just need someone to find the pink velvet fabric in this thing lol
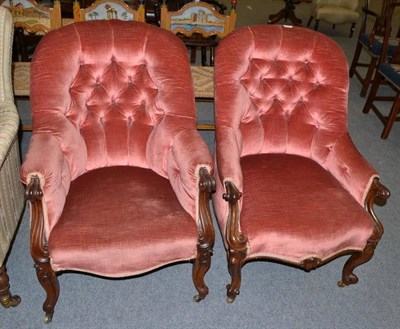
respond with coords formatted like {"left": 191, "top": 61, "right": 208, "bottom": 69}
{"left": 239, "top": 154, "right": 374, "bottom": 262}
{"left": 20, "top": 20, "right": 213, "bottom": 276}
{"left": 49, "top": 167, "right": 198, "bottom": 277}
{"left": 213, "top": 25, "right": 378, "bottom": 260}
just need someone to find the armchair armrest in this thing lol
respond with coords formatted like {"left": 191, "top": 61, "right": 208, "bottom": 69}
{"left": 21, "top": 133, "right": 74, "bottom": 235}
{"left": 215, "top": 125, "right": 243, "bottom": 192}
{"left": 166, "top": 128, "right": 214, "bottom": 220}
{"left": 324, "top": 133, "right": 382, "bottom": 206}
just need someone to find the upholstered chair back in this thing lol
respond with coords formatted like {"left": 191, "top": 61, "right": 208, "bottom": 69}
{"left": 30, "top": 20, "right": 196, "bottom": 176}
{"left": 215, "top": 25, "right": 369, "bottom": 204}
{"left": 27, "top": 20, "right": 203, "bottom": 233}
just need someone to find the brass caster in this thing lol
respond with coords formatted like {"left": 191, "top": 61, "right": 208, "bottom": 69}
{"left": 337, "top": 280, "right": 346, "bottom": 288}
{"left": 226, "top": 296, "right": 235, "bottom": 304}
{"left": 0, "top": 295, "right": 21, "bottom": 308}
{"left": 44, "top": 313, "right": 53, "bottom": 324}
{"left": 193, "top": 294, "right": 204, "bottom": 303}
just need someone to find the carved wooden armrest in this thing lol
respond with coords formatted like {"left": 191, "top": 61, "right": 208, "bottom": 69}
{"left": 197, "top": 167, "right": 215, "bottom": 250}
{"left": 365, "top": 177, "right": 390, "bottom": 242}
{"left": 223, "top": 181, "right": 247, "bottom": 251}
{"left": 25, "top": 176, "right": 48, "bottom": 260}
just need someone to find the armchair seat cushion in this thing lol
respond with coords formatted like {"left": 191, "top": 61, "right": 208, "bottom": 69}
{"left": 240, "top": 154, "right": 374, "bottom": 264}
{"left": 48, "top": 166, "right": 198, "bottom": 277}
{"left": 316, "top": 6, "right": 359, "bottom": 24}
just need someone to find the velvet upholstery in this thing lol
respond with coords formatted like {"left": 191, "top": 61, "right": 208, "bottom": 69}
{"left": 213, "top": 25, "right": 388, "bottom": 302}
{"left": 20, "top": 20, "right": 215, "bottom": 322}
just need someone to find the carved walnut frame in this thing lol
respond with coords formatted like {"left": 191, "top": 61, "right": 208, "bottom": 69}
{"left": 25, "top": 167, "right": 215, "bottom": 323}
{"left": 222, "top": 177, "right": 389, "bottom": 303}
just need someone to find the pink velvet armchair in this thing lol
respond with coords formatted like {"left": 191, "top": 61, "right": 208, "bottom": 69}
{"left": 21, "top": 20, "right": 215, "bottom": 322}
{"left": 213, "top": 25, "right": 390, "bottom": 303}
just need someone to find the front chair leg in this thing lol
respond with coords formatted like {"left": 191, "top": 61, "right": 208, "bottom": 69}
{"left": 338, "top": 244, "right": 375, "bottom": 287}
{"left": 26, "top": 176, "right": 60, "bottom": 323}
{"left": 193, "top": 248, "right": 213, "bottom": 302}
{"left": 34, "top": 260, "right": 60, "bottom": 323}
{"left": 338, "top": 178, "right": 389, "bottom": 287}
{"left": 306, "top": 16, "right": 313, "bottom": 27}
{"left": 226, "top": 249, "right": 246, "bottom": 303}
{"left": 349, "top": 23, "right": 356, "bottom": 38}
{"left": 223, "top": 181, "right": 247, "bottom": 303}
{"left": 0, "top": 265, "right": 21, "bottom": 308}
{"left": 314, "top": 19, "right": 319, "bottom": 31}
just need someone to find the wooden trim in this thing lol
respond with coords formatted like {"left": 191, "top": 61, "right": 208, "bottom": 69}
{"left": 26, "top": 176, "right": 59, "bottom": 323}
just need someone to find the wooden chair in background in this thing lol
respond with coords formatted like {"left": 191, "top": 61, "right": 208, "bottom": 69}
{"left": 349, "top": 0, "right": 400, "bottom": 97}
{"left": 73, "top": 0, "right": 145, "bottom": 22}
{"left": 362, "top": 1, "right": 400, "bottom": 139}
{"left": 0, "top": 0, "right": 62, "bottom": 62}
{"left": 1, "top": 0, "right": 62, "bottom": 131}
{"left": 160, "top": 0, "right": 237, "bottom": 66}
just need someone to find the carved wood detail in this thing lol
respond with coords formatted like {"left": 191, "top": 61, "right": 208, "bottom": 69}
{"left": 26, "top": 176, "right": 60, "bottom": 323}
{"left": 338, "top": 178, "right": 389, "bottom": 287}
{"left": 223, "top": 181, "right": 247, "bottom": 303}
{"left": 0, "top": 265, "right": 21, "bottom": 308}
{"left": 193, "top": 167, "right": 215, "bottom": 302}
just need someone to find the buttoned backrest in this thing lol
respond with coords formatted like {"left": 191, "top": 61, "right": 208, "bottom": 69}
{"left": 215, "top": 25, "right": 349, "bottom": 163}
{"left": 30, "top": 20, "right": 197, "bottom": 178}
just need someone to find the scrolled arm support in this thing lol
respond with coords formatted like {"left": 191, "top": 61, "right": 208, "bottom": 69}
{"left": 365, "top": 177, "right": 389, "bottom": 242}
{"left": 25, "top": 175, "right": 59, "bottom": 323}
{"left": 193, "top": 167, "right": 215, "bottom": 302}
{"left": 197, "top": 167, "right": 216, "bottom": 250}
{"left": 223, "top": 181, "right": 247, "bottom": 252}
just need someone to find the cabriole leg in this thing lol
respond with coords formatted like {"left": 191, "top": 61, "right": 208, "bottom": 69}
{"left": 226, "top": 249, "right": 246, "bottom": 303}
{"left": 338, "top": 241, "right": 377, "bottom": 287}
{"left": 34, "top": 261, "right": 60, "bottom": 323}
{"left": 193, "top": 248, "right": 213, "bottom": 302}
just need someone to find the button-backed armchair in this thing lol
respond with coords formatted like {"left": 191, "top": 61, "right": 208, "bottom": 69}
{"left": 213, "top": 25, "right": 390, "bottom": 303}
{"left": 306, "top": 0, "right": 360, "bottom": 38}
{"left": 0, "top": 6, "right": 25, "bottom": 309}
{"left": 21, "top": 20, "right": 215, "bottom": 323}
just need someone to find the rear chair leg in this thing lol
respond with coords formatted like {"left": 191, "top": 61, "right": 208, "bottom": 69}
{"left": 0, "top": 265, "right": 20, "bottom": 308}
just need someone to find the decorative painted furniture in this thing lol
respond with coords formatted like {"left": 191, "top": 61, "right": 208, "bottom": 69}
{"left": 160, "top": 0, "right": 237, "bottom": 66}
{"left": 362, "top": 2, "right": 400, "bottom": 139}
{"left": 268, "top": 0, "right": 312, "bottom": 26}
{"left": 349, "top": 0, "right": 400, "bottom": 97}
{"left": 306, "top": 0, "right": 360, "bottom": 38}
{"left": 73, "top": 0, "right": 145, "bottom": 21}
{"left": 213, "top": 25, "right": 390, "bottom": 303}
{"left": 0, "top": 6, "right": 25, "bottom": 309}
{"left": 0, "top": 0, "right": 62, "bottom": 61}
{"left": 21, "top": 20, "right": 215, "bottom": 323}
